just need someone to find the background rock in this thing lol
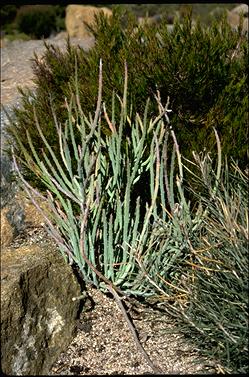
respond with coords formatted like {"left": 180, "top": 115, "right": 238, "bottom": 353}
{"left": 227, "top": 3, "right": 248, "bottom": 34}
{"left": 138, "top": 14, "right": 162, "bottom": 26}
{"left": 1, "top": 243, "right": 82, "bottom": 375}
{"left": 65, "top": 4, "right": 112, "bottom": 38}
{"left": 230, "top": 4, "right": 248, "bottom": 16}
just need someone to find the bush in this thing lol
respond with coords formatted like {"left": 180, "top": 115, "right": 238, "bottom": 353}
{"left": 12, "top": 65, "right": 248, "bottom": 373}
{"left": 200, "top": 75, "right": 248, "bottom": 164}
{"left": 150, "top": 156, "right": 249, "bottom": 374}
{"left": 0, "top": 5, "right": 19, "bottom": 27}
{"left": 15, "top": 5, "right": 57, "bottom": 39}
{"left": 1, "top": 5, "right": 66, "bottom": 38}
{"left": 0, "top": 5, "right": 20, "bottom": 37}
{"left": 4, "top": 7, "right": 248, "bottom": 193}
{"left": 12, "top": 64, "right": 169, "bottom": 289}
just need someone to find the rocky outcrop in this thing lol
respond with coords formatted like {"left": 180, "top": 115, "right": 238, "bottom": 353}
{"left": 1, "top": 243, "right": 82, "bottom": 375}
{"left": 65, "top": 4, "right": 112, "bottom": 38}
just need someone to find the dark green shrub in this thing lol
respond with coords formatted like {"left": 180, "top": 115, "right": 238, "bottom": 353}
{"left": 15, "top": 5, "right": 57, "bottom": 39}
{"left": 4, "top": 7, "right": 248, "bottom": 192}
{"left": 53, "top": 5, "right": 66, "bottom": 32}
{"left": 0, "top": 5, "right": 19, "bottom": 26}
{"left": 196, "top": 75, "right": 248, "bottom": 164}
{"left": 0, "top": 5, "right": 20, "bottom": 36}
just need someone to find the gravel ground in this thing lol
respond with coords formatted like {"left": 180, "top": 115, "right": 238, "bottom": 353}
{"left": 1, "top": 32, "right": 95, "bottom": 107}
{"left": 49, "top": 284, "right": 216, "bottom": 375}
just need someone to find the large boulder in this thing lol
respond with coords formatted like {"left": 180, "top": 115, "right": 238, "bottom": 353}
{"left": 230, "top": 4, "right": 248, "bottom": 16}
{"left": 227, "top": 4, "right": 248, "bottom": 34}
{"left": 65, "top": 4, "right": 112, "bottom": 38}
{"left": 1, "top": 243, "right": 82, "bottom": 375}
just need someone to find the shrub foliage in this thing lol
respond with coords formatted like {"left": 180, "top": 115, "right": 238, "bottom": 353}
{"left": 15, "top": 5, "right": 58, "bottom": 39}
{"left": 5, "top": 7, "right": 248, "bottom": 191}
{"left": 4, "top": 5, "right": 248, "bottom": 374}
{"left": 12, "top": 64, "right": 248, "bottom": 373}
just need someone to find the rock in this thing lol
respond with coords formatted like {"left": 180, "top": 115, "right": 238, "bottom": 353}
{"left": 138, "top": 14, "right": 162, "bottom": 26}
{"left": 0, "top": 155, "right": 25, "bottom": 247}
{"left": 230, "top": 4, "right": 248, "bottom": 16}
{"left": 1, "top": 207, "right": 15, "bottom": 247}
{"left": 209, "top": 6, "right": 227, "bottom": 20}
{"left": 0, "top": 152, "right": 51, "bottom": 247}
{"left": 0, "top": 155, "right": 16, "bottom": 209}
{"left": 227, "top": 4, "right": 248, "bottom": 34}
{"left": 50, "top": 30, "right": 69, "bottom": 41}
{"left": 0, "top": 189, "right": 50, "bottom": 248}
{"left": 1, "top": 243, "right": 82, "bottom": 375}
{"left": 65, "top": 4, "right": 112, "bottom": 38}
{"left": 15, "top": 190, "right": 48, "bottom": 228}
{"left": 242, "top": 17, "right": 249, "bottom": 33}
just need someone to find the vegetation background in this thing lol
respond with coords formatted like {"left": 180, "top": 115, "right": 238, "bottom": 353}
{"left": 1, "top": 3, "right": 248, "bottom": 375}
{"left": 0, "top": 3, "right": 240, "bottom": 40}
